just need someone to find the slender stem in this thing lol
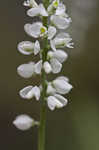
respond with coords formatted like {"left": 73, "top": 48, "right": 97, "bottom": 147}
{"left": 38, "top": 0, "right": 49, "bottom": 149}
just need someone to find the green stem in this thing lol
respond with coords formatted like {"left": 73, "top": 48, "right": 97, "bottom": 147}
{"left": 38, "top": 0, "right": 49, "bottom": 148}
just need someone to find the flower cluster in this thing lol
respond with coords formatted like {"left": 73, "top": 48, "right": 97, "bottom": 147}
{"left": 13, "top": 0, "right": 73, "bottom": 130}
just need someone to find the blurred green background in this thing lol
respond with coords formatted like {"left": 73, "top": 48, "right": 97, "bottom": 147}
{"left": 0, "top": 0, "right": 99, "bottom": 150}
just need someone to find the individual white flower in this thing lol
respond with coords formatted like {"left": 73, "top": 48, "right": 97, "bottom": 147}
{"left": 19, "top": 85, "right": 40, "bottom": 100}
{"left": 23, "top": 0, "right": 38, "bottom": 8}
{"left": 17, "top": 41, "right": 34, "bottom": 55}
{"left": 52, "top": 76, "right": 73, "bottom": 94}
{"left": 48, "top": 26, "right": 57, "bottom": 40}
{"left": 50, "top": 15, "right": 71, "bottom": 29}
{"left": 24, "top": 22, "right": 47, "bottom": 38}
{"left": 27, "top": 4, "right": 48, "bottom": 17}
{"left": 47, "top": 50, "right": 68, "bottom": 63}
{"left": 50, "top": 33, "right": 73, "bottom": 51}
{"left": 34, "top": 60, "right": 42, "bottom": 74}
{"left": 47, "top": 94, "right": 68, "bottom": 111}
{"left": 34, "top": 40, "right": 40, "bottom": 55}
{"left": 13, "top": 115, "right": 34, "bottom": 131}
{"left": 17, "top": 62, "right": 35, "bottom": 78}
{"left": 43, "top": 61, "right": 52, "bottom": 74}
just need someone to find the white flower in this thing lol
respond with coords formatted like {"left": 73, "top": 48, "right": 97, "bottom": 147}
{"left": 50, "top": 58, "right": 62, "bottom": 74}
{"left": 34, "top": 40, "right": 40, "bottom": 55}
{"left": 48, "top": 26, "right": 57, "bottom": 40}
{"left": 52, "top": 76, "right": 73, "bottom": 94}
{"left": 47, "top": 94, "right": 68, "bottom": 111}
{"left": 23, "top": 0, "right": 38, "bottom": 8}
{"left": 50, "top": 33, "right": 73, "bottom": 51}
{"left": 48, "top": 50, "right": 68, "bottom": 63}
{"left": 43, "top": 61, "right": 52, "bottom": 74}
{"left": 50, "top": 15, "right": 71, "bottom": 29}
{"left": 13, "top": 115, "right": 34, "bottom": 131}
{"left": 27, "top": 4, "right": 48, "bottom": 17}
{"left": 17, "top": 62, "right": 35, "bottom": 78}
{"left": 24, "top": 22, "right": 47, "bottom": 38}
{"left": 19, "top": 86, "right": 40, "bottom": 100}
{"left": 34, "top": 60, "right": 42, "bottom": 74}
{"left": 17, "top": 41, "right": 34, "bottom": 55}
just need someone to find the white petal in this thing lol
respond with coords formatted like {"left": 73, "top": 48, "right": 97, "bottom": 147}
{"left": 25, "top": 86, "right": 40, "bottom": 100}
{"left": 34, "top": 60, "right": 42, "bottom": 74}
{"left": 51, "top": 15, "right": 71, "bottom": 29}
{"left": 53, "top": 50, "right": 68, "bottom": 63}
{"left": 19, "top": 86, "right": 33, "bottom": 99}
{"left": 50, "top": 58, "right": 62, "bottom": 74}
{"left": 34, "top": 40, "right": 40, "bottom": 55}
{"left": 47, "top": 96, "right": 63, "bottom": 111}
{"left": 55, "top": 3, "right": 66, "bottom": 16}
{"left": 43, "top": 61, "right": 52, "bottom": 74}
{"left": 53, "top": 78, "right": 73, "bottom": 94}
{"left": 17, "top": 62, "right": 35, "bottom": 78}
{"left": 56, "top": 76, "right": 69, "bottom": 82}
{"left": 33, "top": 86, "right": 40, "bottom": 100}
{"left": 48, "top": 26, "right": 57, "bottom": 40}
{"left": 24, "top": 22, "right": 43, "bottom": 38}
{"left": 27, "top": 7, "right": 41, "bottom": 17}
{"left": 54, "top": 94, "right": 68, "bottom": 106}
{"left": 30, "top": 0, "right": 38, "bottom": 7}
{"left": 13, "top": 115, "right": 34, "bottom": 131}
{"left": 47, "top": 83, "right": 56, "bottom": 95}
{"left": 39, "top": 4, "right": 48, "bottom": 16}
{"left": 17, "top": 41, "right": 34, "bottom": 55}
{"left": 50, "top": 40, "right": 56, "bottom": 51}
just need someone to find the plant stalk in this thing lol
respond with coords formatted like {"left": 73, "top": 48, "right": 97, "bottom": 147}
{"left": 38, "top": 0, "right": 49, "bottom": 149}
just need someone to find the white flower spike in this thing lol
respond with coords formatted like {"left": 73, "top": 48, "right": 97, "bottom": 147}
{"left": 13, "top": 115, "right": 34, "bottom": 131}
{"left": 15, "top": 0, "right": 74, "bottom": 142}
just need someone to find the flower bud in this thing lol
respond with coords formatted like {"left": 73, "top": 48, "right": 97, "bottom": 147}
{"left": 13, "top": 115, "right": 34, "bottom": 131}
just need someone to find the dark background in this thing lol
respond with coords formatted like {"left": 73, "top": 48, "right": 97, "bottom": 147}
{"left": 0, "top": 0, "right": 99, "bottom": 150}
